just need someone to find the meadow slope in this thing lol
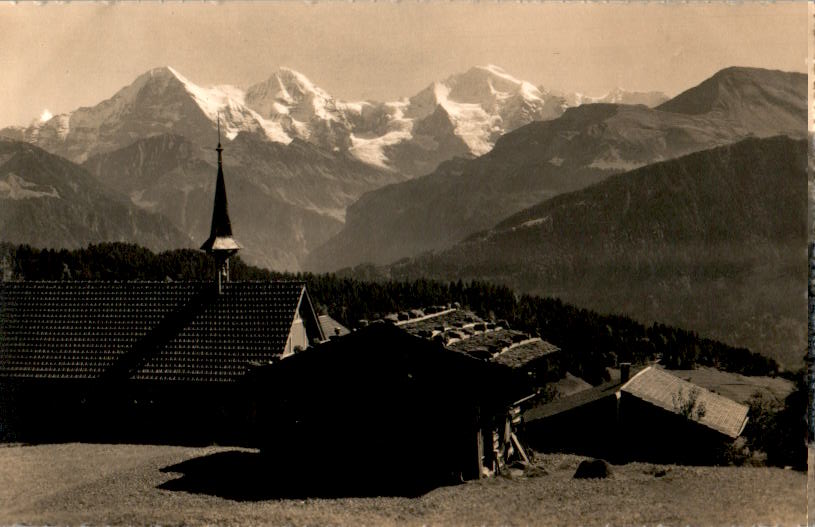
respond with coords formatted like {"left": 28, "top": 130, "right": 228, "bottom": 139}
{"left": 0, "top": 443, "right": 805, "bottom": 526}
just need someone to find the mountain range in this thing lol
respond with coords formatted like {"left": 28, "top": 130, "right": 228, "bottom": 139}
{"left": 384, "top": 136, "right": 807, "bottom": 368}
{"left": 0, "top": 139, "right": 190, "bottom": 252}
{"left": 306, "top": 67, "right": 806, "bottom": 271}
{"left": 81, "top": 132, "right": 395, "bottom": 269}
{"left": 2, "top": 64, "right": 651, "bottom": 177}
{"left": 0, "top": 63, "right": 807, "bottom": 367}
{"left": 2, "top": 64, "right": 661, "bottom": 269}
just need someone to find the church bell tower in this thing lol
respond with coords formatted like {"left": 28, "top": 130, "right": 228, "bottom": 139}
{"left": 200, "top": 117, "right": 241, "bottom": 293}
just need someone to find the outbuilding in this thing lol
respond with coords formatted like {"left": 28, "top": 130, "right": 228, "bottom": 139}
{"left": 249, "top": 322, "right": 523, "bottom": 490}
{"left": 522, "top": 366, "right": 749, "bottom": 464}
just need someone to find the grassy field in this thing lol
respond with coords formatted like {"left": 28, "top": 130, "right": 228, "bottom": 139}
{"left": 0, "top": 442, "right": 807, "bottom": 526}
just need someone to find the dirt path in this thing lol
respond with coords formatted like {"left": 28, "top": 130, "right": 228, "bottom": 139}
{"left": 0, "top": 443, "right": 806, "bottom": 526}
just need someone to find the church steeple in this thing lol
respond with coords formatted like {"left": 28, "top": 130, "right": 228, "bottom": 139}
{"left": 201, "top": 116, "right": 240, "bottom": 292}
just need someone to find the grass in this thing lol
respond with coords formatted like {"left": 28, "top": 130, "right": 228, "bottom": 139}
{"left": 0, "top": 442, "right": 806, "bottom": 526}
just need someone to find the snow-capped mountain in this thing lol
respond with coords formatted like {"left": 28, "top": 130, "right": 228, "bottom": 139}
{"left": 306, "top": 67, "right": 806, "bottom": 273}
{"left": 404, "top": 65, "right": 565, "bottom": 155}
{"left": 1, "top": 67, "right": 284, "bottom": 163}
{"left": 551, "top": 87, "right": 669, "bottom": 108}
{"left": 244, "top": 67, "right": 357, "bottom": 151}
{"left": 2, "top": 65, "right": 570, "bottom": 177}
{"left": 241, "top": 64, "right": 569, "bottom": 176}
{"left": 0, "top": 66, "right": 411, "bottom": 270}
{"left": 3, "top": 65, "right": 668, "bottom": 178}
{"left": 0, "top": 64, "right": 676, "bottom": 270}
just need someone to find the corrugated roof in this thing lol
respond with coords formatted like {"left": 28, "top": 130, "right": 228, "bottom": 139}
{"left": 621, "top": 367, "right": 749, "bottom": 438}
{"left": 0, "top": 281, "right": 306, "bottom": 383}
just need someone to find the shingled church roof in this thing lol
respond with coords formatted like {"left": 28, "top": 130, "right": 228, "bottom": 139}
{"left": 0, "top": 281, "right": 315, "bottom": 383}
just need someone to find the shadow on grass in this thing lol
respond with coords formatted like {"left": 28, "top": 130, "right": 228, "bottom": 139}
{"left": 158, "top": 450, "right": 451, "bottom": 500}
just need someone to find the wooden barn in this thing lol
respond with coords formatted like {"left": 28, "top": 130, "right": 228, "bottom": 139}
{"left": 0, "top": 130, "right": 326, "bottom": 443}
{"left": 249, "top": 322, "right": 529, "bottom": 490}
{"left": 396, "top": 307, "right": 564, "bottom": 398}
{"left": 522, "top": 366, "right": 749, "bottom": 464}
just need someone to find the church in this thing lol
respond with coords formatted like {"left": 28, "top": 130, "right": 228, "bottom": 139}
{"left": 0, "top": 127, "right": 325, "bottom": 443}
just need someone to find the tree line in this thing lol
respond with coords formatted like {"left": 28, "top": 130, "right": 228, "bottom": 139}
{"left": 0, "top": 242, "right": 782, "bottom": 382}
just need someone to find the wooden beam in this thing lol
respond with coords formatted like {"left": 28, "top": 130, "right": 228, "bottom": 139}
{"left": 510, "top": 432, "right": 530, "bottom": 465}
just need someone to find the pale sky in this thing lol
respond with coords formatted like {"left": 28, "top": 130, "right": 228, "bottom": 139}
{"left": 0, "top": 1, "right": 808, "bottom": 128}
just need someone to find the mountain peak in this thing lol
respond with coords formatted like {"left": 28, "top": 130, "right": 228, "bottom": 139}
{"left": 415, "top": 65, "right": 543, "bottom": 107}
{"left": 656, "top": 66, "right": 806, "bottom": 134}
{"left": 132, "top": 66, "right": 187, "bottom": 87}
{"left": 251, "top": 67, "right": 331, "bottom": 104}
{"left": 469, "top": 64, "right": 524, "bottom": 84}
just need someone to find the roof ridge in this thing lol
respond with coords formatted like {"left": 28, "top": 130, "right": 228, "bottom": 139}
{"left": 395, "top": 308, "right": 457, "bottom": 326}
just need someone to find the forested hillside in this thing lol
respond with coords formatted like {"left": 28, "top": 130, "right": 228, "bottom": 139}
{"left": 390, "top": 137, "right": 807, "bottom": 368}
{"left": 0, "top": 243, "right": 780, "bottom": 384}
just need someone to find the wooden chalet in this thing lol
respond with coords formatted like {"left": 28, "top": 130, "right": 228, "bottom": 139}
{"left": 0, "top": 128, "right": 325, "bottom": 443}
{"left": 522, "top": 366, "right": 750, "bottom": 464}
{"left": 396, "top": 307, "right": 564, "bottom": 397}
{"left": 249, "top": 307, "right": 552, "bottom": 487}
{"left": 250, "top": 322, "right": 527, "bottom": 490}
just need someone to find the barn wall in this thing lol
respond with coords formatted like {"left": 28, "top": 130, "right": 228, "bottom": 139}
{"left": 617, "top": 392, "right": 731, "bottom": 464}
{"left": 251, "top": 325, "right": 514, "bottom": 487}
{"left": 520, "top": 395, "right": 619, "bottom": 460}
{"left": 521, "top": 392, "right": 734, "bottom": 464}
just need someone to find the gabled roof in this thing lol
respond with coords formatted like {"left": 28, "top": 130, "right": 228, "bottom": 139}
{"left": 524, "top": 376, "right": 623, "bottom": 422}
{"left": 318, "top": 314, "right": 349, "bottom": 338}
{"left": 253, "top": 322, "right": 515, "bottom": 405}
{"left": 0, "top": 281, "right": 311, "bottom": 383}
{"left": 621, "top": 367, "right": 749, "bottom": 438}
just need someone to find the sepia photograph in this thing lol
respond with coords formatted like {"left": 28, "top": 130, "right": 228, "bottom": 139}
{"left": 0, "top": 1, "right": 810, "bottom": 525}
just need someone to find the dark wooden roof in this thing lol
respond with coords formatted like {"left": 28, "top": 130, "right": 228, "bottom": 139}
{"left": 397, "top": 308, "right": 559, "bottom": 369}
{"left": 252, "top": 322, "right": 515, "bottom": 407}
{"left": 489, "top": 339, "right": 560, "bottom": 369}
{"left": 523, "top": 377, "right": 623, "bottom": 422}
{"left": 0, "top": 281, "right": 308, "bottom": 383}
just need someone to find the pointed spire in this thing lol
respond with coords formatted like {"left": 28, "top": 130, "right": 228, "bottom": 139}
{"left": 201, "top": 114, "right": 240, "bottom": 264}
{"left": 216, "top": 114, "right": 223, "bottom": 166}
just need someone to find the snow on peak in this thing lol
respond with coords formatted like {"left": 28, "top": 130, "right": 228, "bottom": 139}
{"left": 276, "top": 67, "right": 326, "bottom": 98}
{"left": 163, "top": 66, "right": 292, "bottom": 144}
{"left": 549, "top": 86, "right": 669, "bottom": 108}
{"left": 473, "top": 64, "right": 525, "bottom": 85}
{"left": 443, "top": 65, "right": 544, "bottom": 106}
{"left": 246, "top": 67, "right": 347, "bottom": 125}
{"left": 11, "top": 64, "right": 569, "bottom": 172}
{"left": 399, "top": 65, "right": 556, "bottom": 156}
